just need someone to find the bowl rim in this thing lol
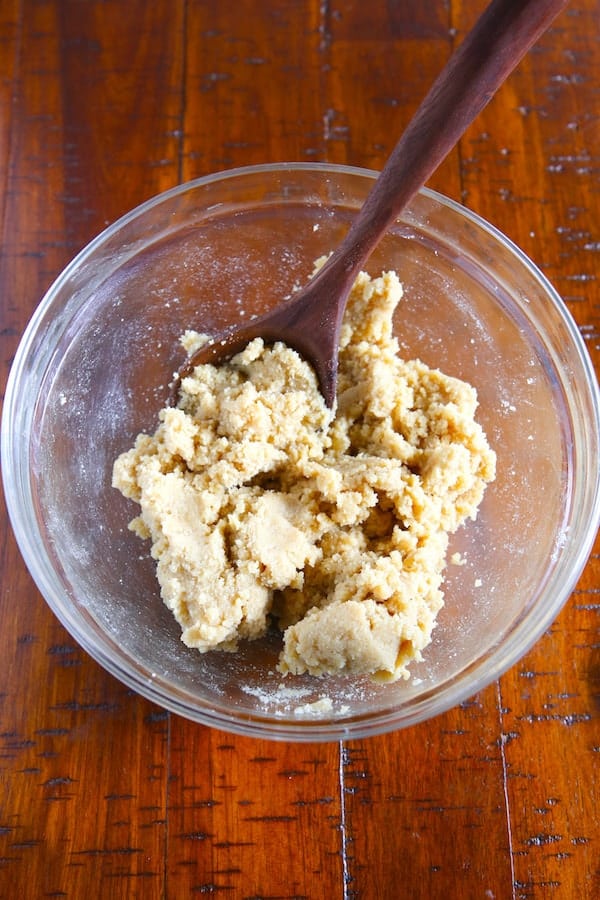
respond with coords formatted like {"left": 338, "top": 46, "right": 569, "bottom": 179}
{"left": 3, "top": 161, "right": 600, "bottom": 741}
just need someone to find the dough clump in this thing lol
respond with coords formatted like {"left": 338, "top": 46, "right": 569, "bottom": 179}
{"left": 113, "top": 268, "right": 496, "bottom": 682}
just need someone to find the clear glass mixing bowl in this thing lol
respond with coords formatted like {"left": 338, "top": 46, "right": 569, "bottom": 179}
{"left": 3, "top": 163, "right": 599, "bottom": 740}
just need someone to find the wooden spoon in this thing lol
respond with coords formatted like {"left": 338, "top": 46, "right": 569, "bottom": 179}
{"left": 171, "top": 0, "right": 569, "bottom": 408}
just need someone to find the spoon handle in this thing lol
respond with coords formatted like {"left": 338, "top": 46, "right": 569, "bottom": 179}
{"left": 330, "top": 0, "right": 570, "bottom": 274}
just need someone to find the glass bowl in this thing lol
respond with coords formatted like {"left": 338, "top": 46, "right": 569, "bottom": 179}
{"left": 3, "top": 163, "right": 599, "bottom": 741}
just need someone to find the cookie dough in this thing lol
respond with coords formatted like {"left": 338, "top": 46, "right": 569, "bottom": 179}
{"left": 113, "top": 267, "right": 496, "bottom": 682}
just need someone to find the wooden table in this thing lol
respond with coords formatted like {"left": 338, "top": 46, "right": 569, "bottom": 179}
{"left": 1, "top": 2, "right": 599, "bottom": 897}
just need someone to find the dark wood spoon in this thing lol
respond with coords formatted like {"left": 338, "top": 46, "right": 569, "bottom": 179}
{"left": 171, "top": 0, "right": 569, "bottom": 408}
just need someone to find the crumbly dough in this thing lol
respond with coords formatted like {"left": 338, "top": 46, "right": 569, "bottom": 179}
{"left": 113, "top": 267, "right": 496, "bottom": 682}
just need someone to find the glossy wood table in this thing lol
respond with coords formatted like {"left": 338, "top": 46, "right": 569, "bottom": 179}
{"left": 1, "top": 2, "right": 598, "bottom": 897}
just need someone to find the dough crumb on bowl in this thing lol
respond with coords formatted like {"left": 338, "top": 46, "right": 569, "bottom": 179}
{"left": 112, "top": 267, "right": 496, "bottom": 683}
{"left": 293, "top": 696, "right": 334, "bottom": 716}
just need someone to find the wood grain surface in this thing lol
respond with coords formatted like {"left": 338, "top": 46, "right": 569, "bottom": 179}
{"left": 1, "top": 2, "right": 598, "bottom": 898}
